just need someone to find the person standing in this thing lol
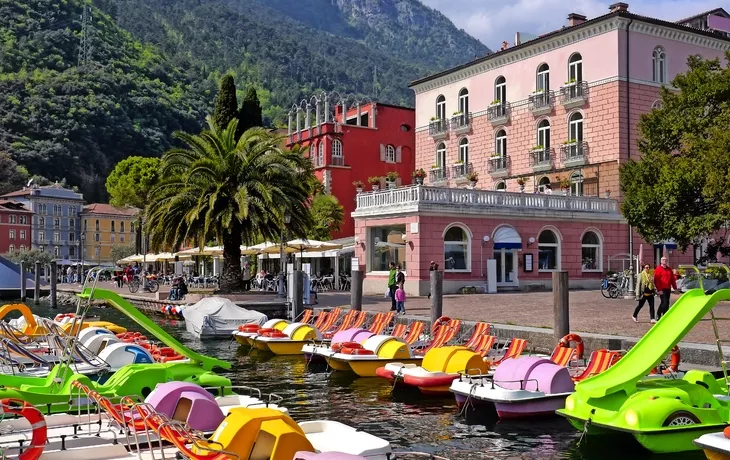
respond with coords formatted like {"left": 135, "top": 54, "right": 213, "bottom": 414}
{"left": 387, "top": 262, "right": 397, "bottom": 311}
{"left": 654, "top": 257, "right": 677, "bottom": 320}
{"left": 633, "top": 264, "right": 656, "bottom": 323}
{"left": 427, "top": 261, "right": 438, "bottom": 299}
{"left": 396, "top": 265, "right": 405, "bottom": 285}
{"left": 242, "top": 264, "right": 252, "bottom": 291}
{"left": 395, "top": 282, "right": 406, "bottom": 315}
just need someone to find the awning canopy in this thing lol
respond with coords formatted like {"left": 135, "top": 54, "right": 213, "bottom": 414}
{"left": 653, "top": 241, "right": 677, "bottom": 249}
{"left": 493, "top": 226, "right": 522, "bottom": 249}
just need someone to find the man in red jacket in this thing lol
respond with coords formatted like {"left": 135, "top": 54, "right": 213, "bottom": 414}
{"left": 654, "top": 257, "right": 677, "bottom": 320}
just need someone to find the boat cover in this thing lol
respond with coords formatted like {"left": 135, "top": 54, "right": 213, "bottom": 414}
{"left": 183, "top": 297, "right": 267, "bottom": 339}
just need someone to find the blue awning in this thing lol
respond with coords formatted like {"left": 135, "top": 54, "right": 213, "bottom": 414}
{"left": 493, "top": 226, "right": 522, "bottom": 249}
{"left": 653, "top": 243, "right": 677, "bottom": 249}
{"left": 494, "top": 242, "right": 523, "bottom": 249}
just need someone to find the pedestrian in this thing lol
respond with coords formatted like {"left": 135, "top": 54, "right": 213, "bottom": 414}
{"left": 395, "top": 282, "right": 406, "bottom": 315}
{"left": 654, "top": 256, "right": 677, "bottom": 320}
{"left": 427, "top": 261, "right": 438, "bottom": 299}
{"left": 242, "top": 264, "right": 252, "bottom": 291}
{"left": 633, "top": 264, "right": 656, "bottom": 323}
{"left": 396, "top": 265, "right": 405, "bottom": 285}
{"left": 66, "top": 266, "right": 73, "bottom": 284}
{"left": 387, "top": 261, "right": 397, "bottom": 311}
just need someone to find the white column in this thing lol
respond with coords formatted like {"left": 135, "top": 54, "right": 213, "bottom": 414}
{"left": 356, "top": 104, "right": 362, "bottom": 126}
{"left": 371, "top": 103, "right": 377, "bottom": 129}
{"left": 315, "top": 100, "right": 321, "bottom": 134}
{"left": 305, "top": 104, "right": 311, "bottom": 131}
{"left": 334, "top": 255, "right": 340, "bottom": 290}
{"left": 324, "top": 98, "right": 330, "bottom": 123}
{"left": 295, "top": 109, "right": 301, "bottom": 141}
{"left": 341, "top": 101, "right": 347, "bottom": 123}
{"left": 213, "top": 257, "right": 220, "bottom": 276}
{"left": 288, "top": 112, "right": 293, "bottom": 136}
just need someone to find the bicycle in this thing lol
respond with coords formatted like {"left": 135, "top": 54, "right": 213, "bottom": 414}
{"left": 129, "top": 275, "right": 160, "bottom": 294}
{"left": 601, "top": 270, "right": 631, "bottom": 299}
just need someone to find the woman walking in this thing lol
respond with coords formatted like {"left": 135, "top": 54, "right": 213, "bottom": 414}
{"left": 633, "top": 264, "right": 656, "bottom": 323}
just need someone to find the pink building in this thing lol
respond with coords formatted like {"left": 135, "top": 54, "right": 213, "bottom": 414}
{"left": 353, "top": 4, "right": 730, "bottom": 294}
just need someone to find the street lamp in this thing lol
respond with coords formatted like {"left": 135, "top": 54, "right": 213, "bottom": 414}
{"left": 278, "top": 212, "right": 291, "bottom": 298}
{"left": 80, "top": 232, "right": 86, "bottom": 284}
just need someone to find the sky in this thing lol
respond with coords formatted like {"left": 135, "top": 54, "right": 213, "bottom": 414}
{"left": 419, "top": 0, "right": 729, "bottom": 49}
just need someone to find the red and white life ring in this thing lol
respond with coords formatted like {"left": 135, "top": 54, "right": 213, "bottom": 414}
{"left": 431, "top": 316, "right": 451, "bottom": 335}
{"left": 0, "top": 399, "right": 46, "bottom": 460}
{"left": 332, "top": 342, "right": 362, "bottom": 353}
{"left": 558, "top": 333, "right": 585, "bottom": 360}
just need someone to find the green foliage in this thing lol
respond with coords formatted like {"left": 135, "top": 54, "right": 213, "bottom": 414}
{"left": 0, "top": 151, "right": 29, "bottom": 195}
{"left": 212, "top": 75, "right": 239, "bottom": 131}
{"left": 110, "top": 244, "right": 136, "bottom": 264}
{"left": 6, "top": 249, "right": 54, "bottom": 267}
{"left": 105, "top": 156, "right": 161, "bottom": 209}
{"left": 308, "top": 194, "right": 344, "bottom": 241}
{"left": 237, "top": 87, "right": 263, "bottom": 139}
{"left": 145, "top": 117, "right": 315, "bottom": 291}
{"left": 621, "top": 52, "right": 730, "bottom": 257}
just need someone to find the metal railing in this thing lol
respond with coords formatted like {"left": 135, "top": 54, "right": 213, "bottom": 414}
{"left": 529, "top": 91, "right": 554, "bottom": 112}
{"left": 451, "top": 113, "right": 471, "bottom": 131}
{"left": 487, "top": 102, "right": 510, "bottom": 122}
{"left": 451, "top": 162, "right": 473, "bottom": 179}
{"left": 530, "top": 147, "right": 553, "bottom": 168}
{"left": 428, "top": 118, "right": 449, "bottom": 136}
{"left": 560, "top": 141, "right": 588, "bottom": 163}
{"left": 429, "top": 167, "right": 448, "bottom": 183}
{"left": 331, "top": 155, "right": 344, "bottom": 166}
{"left": 560, "top": 81, "right": 589, "bottom": 104}
{"left": 488, "top": 155, "right": 509, "bottom": 174}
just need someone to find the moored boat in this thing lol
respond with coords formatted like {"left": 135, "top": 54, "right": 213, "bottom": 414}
{"left": 324, "top": 334, "right": 421, "bottom": 377}
{"left": 250, "top": 322, "right": 322, "bottom": 354}
{"left": 695, "top": 428, "right": 730, "bottom": 460}
{"left": 231, "top": 318, "right": 290, "bottom": 345}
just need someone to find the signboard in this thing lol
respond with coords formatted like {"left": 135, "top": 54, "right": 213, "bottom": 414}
{"left": 523, "top": 253, "right": 534, "bottom": 273}
{"left": 351, "top": 258, "right": 359, "bottom": 271}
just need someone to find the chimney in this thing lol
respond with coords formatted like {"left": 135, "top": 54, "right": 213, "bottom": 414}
{"left": 609, "top": 2, "right": 629, "bottom": 13}
{"left": 515, "top": 31, "right": 521, "bottom": 45}
{"left": 568, "top": 13, "right": 587, "bottom": 27}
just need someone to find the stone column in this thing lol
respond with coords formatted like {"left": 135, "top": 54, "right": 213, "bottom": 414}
{"left": 430, "top": 270, "right": 443, "bottom": 325}
{"left": 351, "top": 267, "right": 363, "bottom": 311}
{"left": 20, "top": 261, "right": 27, "bottom": 301}
{"left": 553, "top": 271, "right": 570, "bottom": 342}
{"left": 50, "top": 261, "right": 57, "bottom": 309}
{"left": 33, "top": 261, "right": 41, "bottom": 304}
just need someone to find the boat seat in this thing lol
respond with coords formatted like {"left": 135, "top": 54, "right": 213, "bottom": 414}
{"left": 173, "top": 391, "right": 224, "bottom": 432}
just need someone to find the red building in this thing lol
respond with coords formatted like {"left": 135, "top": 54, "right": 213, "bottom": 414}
{"left": 0, "top": 200, "right": 32, "bottom": 255}
{"left": 287, "top": 98, "right": 416, "bottom": 239}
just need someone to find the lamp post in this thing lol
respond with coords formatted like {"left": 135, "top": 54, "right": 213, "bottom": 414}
{"left": 278, "top": 212, "right": 291, "bottom": 298}
{"left": 80, "top": 232, "right": 86, "bottom": 284}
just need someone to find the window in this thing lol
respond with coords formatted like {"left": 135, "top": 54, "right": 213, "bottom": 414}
{"left": 317, "top": 142, "right": 324, "bottom": 166}
{"left": 436, "top": 143, "right": 446, "bottom": 169}
{"left": 537, "top": 119, "right": 551, "bottom": 149}
{"left": 39, "top": 231, "right": 45, "bottom": 242}
{"left": 111, "top": 233, "right": 115, "bottom": 243}
{"left": 95, "top": 247, "right": 100, "bottom": 258}
{"left": 569, "top": 112, "right": 583, "bottom": 142}
{"left": 69, "top": 246, "right": 75, "bottom": 257}
{"left": 538, "top": 229, "right": 560, "bottom": 271}
{"left": 95, "top": 220, "right": 99, "bottom": 231}
{"left": 120, "top": 234, "right": 125, "bottom": 242}
{"left": 459, "top": 138, "right": 469, "bottom": 164}
{"left": 54, "top": 246, "right": 60, "bottom": 257}
{"left": 111, "top": 221, "right": 115, "bottom": 233}
{"left": 69, "top": 218, "right": 74, "bottom": 229}
{"left": 568, "top": 53, "right": 583, "bottom": 82}
{"left": 537, "top": 63, "right": 550, "bottom": 92}
{"left": 652, "top": 100, "right": 663, "bottom": 110}
{"left": 444, "top": 226, "right": 470, "bottom": 271}
{"left": 95, "top": 233, "right": 100, "bottom": 242}
{"left": 8, "top": 245, "right": 14, "bottom": 254}
{"left": 652, "top": 47, "right": 666, "bottom": 83}
{"left": 495, "top": 129, "right": 507, "bottom": 158}
{"left": 332, "top": 139, "right": 343, "bottom": 159}
{"left": 37, "top": 204, "right": 46, "bottom": 214}
{"left": 54, "top": 205, "right": 61, "bottom": 216}
{"left": 9, "top": 229, "right": 15, "bottom": 240}
{"left": 581, "top": 231, "right": 602, "bottom": 271}
{"left": 54, "top": 218, "right": 60, "bottom": 228}
{"left": 436, "top": 95, "right": 446, "bottom": 120}
{"left": 69, "top": 206, "right": 76, "bottom": 215}
{"left": 39, "top": 245, "right": 44, "bottom": 253}
{"left": 19, "top": 245, "right": 25, "bottom": 251}
{"left": 495, "top": 181, "right": 506, "bottom": 192}
{"left": 9, "top": 215, "right": 16, "bottom": 224}
{"left": 38, "top": 217, "right": 44, "bottom": 227}
{"left": 19, "top": 230, "right": 25, "bottom": 240}
{"left": 120, "top": 221, "right": 125, "bottom": 233}
{"left": 458, "top": 88, "right": 469, "bottom": 114}
{"left": 368, "top": 225, "right": 406, "bottom": 272}
{"left": 130, "top": 223, "right": 135, "bottom": 234}
{"left": 54, "top": 232, "right": 60, "bottom": 242}
{"left": 84, "top": 220, "right": 87, "bottom": 231}
{"left": 19, "top": 215, "right": 26, "bottom": 224}
{"left": 69, "top": 232, "right": 75, "bottom": 242}
{"left": 571, "top": 171, "right": 584, "bottom": 196}
{"left": 538, "top": 176, "right": 551, "bottom": 193}
{"left": 495, "top": 76, "right": 506, "bottom": 104}
{"left": 386, "top": 145, "right": 396, "bottom": 163}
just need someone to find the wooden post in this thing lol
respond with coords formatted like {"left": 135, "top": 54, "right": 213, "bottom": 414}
{"left": 553, "top": 271, "right": 570, "bottom": 341}
{"left": 430, "top": 270, "right": 443, "bottom": 326}
{"left": 351, "top": 267, "right": 363, "bottom": 311}
{"left": 291, "top": 270, "right": 304, "bottom": 321}
{"left": 33, "top": 261, "right": 41, "bottom": 305}
{"left": 50, "top": 262, "right": 58, "bottom": 309}
{"left": 19, "top": 261, "right": 26, "bottom": 301}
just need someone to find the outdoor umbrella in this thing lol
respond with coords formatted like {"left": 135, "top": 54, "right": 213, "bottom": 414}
{"left": 176, "top": 246, "right": 223, "bottom": 257}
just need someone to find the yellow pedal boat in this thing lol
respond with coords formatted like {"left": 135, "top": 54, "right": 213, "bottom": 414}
{"left": 250, "top": 322, "right": 321, "bottom": 355}
{"left": 324, "top": 334, "right": 422, "bottom": 377}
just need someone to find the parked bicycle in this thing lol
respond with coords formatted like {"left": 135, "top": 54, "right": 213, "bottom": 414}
{"left": 129, "top": 274, "right": 160, "bottom": 294}
{"left": 601, "top": 270, "right": 632, "bottom": 299}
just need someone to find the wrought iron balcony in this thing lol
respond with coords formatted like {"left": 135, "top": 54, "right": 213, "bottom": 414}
{"left": 530, "top": 147, "right": 554, "bottom": 172}
{"left": 528, "top": 91, "right": 554, "bottom": 116}
{"left": 451, "top": 162, "right": 473, "bottom": 181}
{"left": 331, "top": 156, "right": 345, "bottom": 166}
{"left": 429, "top": 166, "right": 448, "bottom": 184}
{"left": 488, "top": 155, "right": 510, "bottom": 178}
{"left": 559, "top": 81, "right": 589, "bottom": 108}
{"left": 450, "top": 113, "right": 472, "bottom": 134}
{"left": 560, "top": 141, "right": 588, "bottom": 166}
{"left": 487, "top": 102, "right": 510, "bottom": 126}
{"left": 429, "top": 118, "right": 449, "bottom": 139}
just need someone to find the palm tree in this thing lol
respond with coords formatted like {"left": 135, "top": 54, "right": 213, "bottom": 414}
{"left": 146, "top": 117, "right": 314, "bottom": 291}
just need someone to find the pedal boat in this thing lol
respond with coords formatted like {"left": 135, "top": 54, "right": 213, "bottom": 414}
{"left": 231, "top": 318, "right": 290, "bottom": 346}
{"left": 302, "top": 328, "right": 374, "bottom": 364}
{"left": 695, "top": 427, "right": 730, "bottom": 460}
{"left": 250, "top": 322, "right": 322, "bottom": 355}
{"left": 324, "top": 334, "right": 422, "bottom": 377}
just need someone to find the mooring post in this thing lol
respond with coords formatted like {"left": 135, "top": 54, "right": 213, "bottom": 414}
{"left": 351, "top": 265, "right": 363, "bottom": 311}
{"left": 50, "top": 261, "right": 58, "bottom": 309}
{"left": 33, "top": 261, "right": 41, "bottom": 305}
{"left": 291, "top": 270, "right": 304, "bottom": 321}
{"left": 553, "top": 271, "right": 570, "bottom": 342}
{"left": 20, "top": 261, "right": 27, "bottom": 301}
{"left": 430, "top": 270, "right": 443, "bottom": 327}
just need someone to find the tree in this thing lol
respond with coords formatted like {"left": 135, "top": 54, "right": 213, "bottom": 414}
{"left": 308, "top": 194, "right": 345, "bottom": 241}
{"left": 0, "top": 152, "right": 29, "bottom": 196}
{"left": 212, "top": 75, "right": 238, "bottom": 131}
{"left": 110, "top": 244, "right": 136, "bottom": 264}
{"left": 6, "top": 249, "right": 54, "bottom": 267}
{"left": 145, "top": 117, "right": 315, "bottom": 292}
{"left": 105, "top": 157, "right": 162, "bottom": 209}
{"left": 620, "top": 53, "right": 730, "bottom": 258}
{"left": 237, "top": 87, "right": 264, "bottom": 139}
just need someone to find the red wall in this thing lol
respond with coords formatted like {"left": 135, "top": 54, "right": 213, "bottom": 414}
{"left": 0, "top": 208, "right": 32, "bottom": 254}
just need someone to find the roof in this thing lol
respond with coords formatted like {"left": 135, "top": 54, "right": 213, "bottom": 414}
{"left": 1, "top": 189, "right": 29, "bottom": 198}
{"left": 0, "top": 200, "right": 32, "bottom": 213}
{"left": 675, "top": 8, "right": 729, "bottom": 25}
{"left": 1, "top": 183, "right": 84, "bottom": 200}
{"left": 81, "top": 203, "right": 139, "bottom": 217}
{"left": 409, "top": 9, "right": 730, "bottom": 88}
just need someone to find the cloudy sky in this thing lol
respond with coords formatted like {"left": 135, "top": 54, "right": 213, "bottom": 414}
{"left": 420, "top": 0, "right": 728, "bottom": 48}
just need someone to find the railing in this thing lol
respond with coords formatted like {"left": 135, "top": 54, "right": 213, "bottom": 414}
{"left": 487, "top": 103, "right": 510, "bottom": 122}
{"left": 560, "top": 141, "right": 588, "bottom": 164}
{"left": 529, "top": 91, "right": 554, "bottom": 112}
{"left": 429, "top": 167, "right": 448, "bottom": 183}
{"left": 530, "top": 148, "right": 553, "bottom": 168}
{"left": 488, "top": 155, "right": 509, "bottom": 174}
{"left": 429, "top": 118, "right": 449, "bottom": 136}
{"left": 355, "top": 185, "right": 619, "bottom": 214}
{"left": 451, "top": 113, "right": 471, "bottom": 131}
{"left": 451, "top": 162, "right": 473, "bottom": 179}
{"left": 559, "top": 81, "right": 588, "bottom": 105}
{"left": 331, "top": 155, "right": 345, "bottom": 166}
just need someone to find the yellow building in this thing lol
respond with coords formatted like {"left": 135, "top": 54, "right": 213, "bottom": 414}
{"left": 80, "top": 204, "right": 138, "bottom": 264}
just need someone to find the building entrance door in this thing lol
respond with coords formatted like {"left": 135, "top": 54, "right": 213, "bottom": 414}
{"left": 495, "top": 248, "right": 518, "bottom": 287}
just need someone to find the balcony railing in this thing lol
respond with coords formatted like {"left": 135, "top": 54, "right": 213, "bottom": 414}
{"left": 487, "top": 103, "right": 510, "bottom": 125}
{"left": 331, "top": 156, "right": 345, "bottom": 166}
{"left": 559, "top": 81, "right": 588, "bottom": 108}
{"left": 451, "top": 162, "right": 473, "bottom": 180}
{"left": 560, "top": 141, "right": 588, "bottom": 166}
{"left": 451, "top": 113, "right": 471, "bottom": 134}
{"left": 429, "top": 167, "right": 448, "bottom": 183}
{"left": 429, "top": 118, "right": 449, "bottom": 139}
{"left": 529, "top": 91, "right": 554, "bottom": 115}
{"left": 530, "top": 147, "right": 554, "bottom": 172}
{"left": 488, "top": 155, "right": 510, "bottom": 178}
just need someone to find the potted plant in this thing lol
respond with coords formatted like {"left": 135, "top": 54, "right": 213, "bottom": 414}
{"left": 453, "top": 111, "right": 463, "bottom": 116}
{"left": 430, "top": 116, "right": 438, "bottom": 122}
{"left": 532, "top": 144, "right": 545, "bottom": 151}
{"left": 352, "top": 180, "right": 364, "bottom": 193}
{"left": 490, "top": 153, "right": 502, "bottom": 159}
{"left": 563, "top": 138, "right": 578, "bottom": 145}
{"left": 453, "top": 159, "right": 464, "bottom": 165}
{"left": 386, "top": 171, "right": 399, "bottom": 189}
{"left": 558, "top": 176, "right": 570, "bottom": 195}
{"left": 532, "top": 88, "right": 544, "bottom": 94}
{"left": 430, "top": 164, "right": 441, "bottom": 170}
{"left": 563, "top": 78, "right": 577, "bottom": 85}
{"left": 368, "top": 176, "right": 382, "bottom": 191}
{"left": 412, "top": 168, "right": 426, "bottom": 185}
{"left": 516, "top": 177, "right": 526, "bottom": 192}
{"left": 490, "top": 99, "right": 501, "bottom": 106}
{"left": 466, "top": 171, "right": 479, "bottom": 188}
{"left": 604, "top": 189, "right": 611, "bottom": 199}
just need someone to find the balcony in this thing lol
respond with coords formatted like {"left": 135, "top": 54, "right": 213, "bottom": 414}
{"left": 487, "top": 102, "right": 510, "bottom": 126}
{"left": 528, "top": 91, "right": 554, "bottom": 116}
{"left": 352, "top": 185, "right": 620, "bottom": 220}
{"left": 560, "top": 141, "right": 589, "bottom": 167}
{"left": 429, "top": 166, "right": 448, "bottom": 184}
{"left": 451, "top": 162, "right": 473, "bottom": 183}
{"left": 488, "top": 155, "right": 510, "bottom": 178}
{"left": 450, "top": 113, "right": 472, "bottom": 134}
{"left": 331, "top": 156, "right": 345, "bottom": 166}
{"left": 559, "top": 81, "right": 588, "bottom": 109}
{"left": 530, "top": 147, "right": 554, "bottom": 172}
{"left": 429, "top": 118, "right": 449, "bottom": 140}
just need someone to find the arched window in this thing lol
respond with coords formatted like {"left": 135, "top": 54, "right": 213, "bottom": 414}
{"left": 494, "top": 76, "right": 506, "bottom": 104}
{"left": 494, "top": 130, "right": 507, "bottom": 171}
{"left": 111, "top": 221, "right": 115, "bottom": 233}
{"left": 570, "top": 171, "right": 584, "bottom": 196}
{"left": 538, "top": 229, "right": 560, "bottom": 271}
{"left": 317, "top": 142, "right": 324, "bottom": 166}
{"left": 332, "top": 139, "right": 343, "bottom": 161}
{"left": 386, "top": 144, "right": 396, "bottom": 163}
{"left": 120, "top": 221, "right": 125, "bottom": 233}
{"left": 581, "top": 231, "right": 602, "bottom": 272}
{"left": 568, "top": 53, "right": 583, "bottom": 82}
{"left": 538, "top": 176, "right": 551, "bottom": 193}
{"left": 458, "top": 88, "right": 469, "bottom": 114}
{"left": 8, "top": 244, "right": 14, "bottom": 254}
{"left": 435, "top": 143, "right": 446, "bottom": 169}
{"left": 83, "top": 219, "right": 86, "bottom": 231}
{"left": 569, "top": 112, "right": 583, "bottom": 143}
{"left": 130, "top": 222, "right": 135, "bottom": 234}
{"left": 95, "top": 220, "right": 99, "bottom": 231}
{"left": 54, "top": 246, "right": 60, "bottom": 257}
{"left": 652, "top": 47, "right": 666, "bottom": 83}
{"left": 651, "top": 100, "right": 663, "bottom": 110}
{"left": 38, "top": 217, "right": 45, "bottom": 227}
{"left": 458, "top": 137, "right": 469, "bottom": 164}
{"left": 536, "top": 63, "right": 550, "bottom": 92}
{"left": 537, "top": 119, "right": 551, "bottom": 149}
{"left": 495, "top": 181, "right": 506, "bottom": 192}
{"left": 436, "top": 95, "right": 446, "bottom": 120}
{"left": 444, "top": 226, "right": 470, "bottom": 271}
{"left": 19, "top": 245, "right": 25, "bottom": 252}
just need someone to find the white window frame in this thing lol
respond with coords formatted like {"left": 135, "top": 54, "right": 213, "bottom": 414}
{"left": 436, "top": 143, "right": 446, "bottom": 168}
{"left": 570, "top": 171, "right": 584, "bottom": 197}
{"left": 54, "top": 232, "right": 60, "bottom": 243}
{"left": 537, "top": 176, "right": 551, "bottom": 193}
{"left": 54, "top": 218, "right": 60, "bottom": 228}
{"left": 458, "top": 88, "right": 469, "bottom": 114}
{"left": 652, "top": 47, "right": 667, "bottom": 84}
{"left": 495, "top": 181, "right": 506, "bottom": 192}
{"left": 581, "top": 230, "right": 603, "bottom": 272}
{"left": 495, "top": 77, "right": 506, "bottom": 104}
{"left": 495, "top": 130, "right": 507, "bottom": 157}
{"left": 120, "top": 234, "right": 125, "bottom": 242}
{"left": 386, "top": 145, "right": 396, "bottom": 163}
{"left": 569, "top": 112, "right": 583, "bottom": 142}
{"left": 458, "top": 138, "right": 469, "bottom": 164}
{"left": 9, "top": 229, "right": 15, "bottom": 240}
{"left": 95, "top": 220, "right": 100, "bottom": 231}
{"left": 443, "top": 224, "right": 472, "bottom": 273}
{"left": 536, "top": 63, "right": 550, "bottom": 92}
{"left": 538, "top": 229, "right": 561, "bottom": 272}
{"left": 537, "top": 119, "right": 551, "bottom": 149}
{"left": 8, "top": 244, "right": 14, "bottom": 254}
{"left": 19, "top": 215, "right": 26, "bottom": 224}
{"left": 568, "top": 53, "right": 583, "bottom": 82}
{"left": 69, "top": 218, "right": 74, "bottom": 229}
{"left": 317, "top": 142, "right": 324, "bottom": 166}
{"left": 19, "top": 230, "right": 25, "bottom": 240}
{"left": 38, "top": 217, "right": 44, "bottom": 227}
{"left": 332, "top": 139, "right": 343, "bottom": 159}
{"left": 436, "top": 95, "right": 446, "bottom": 120}
{"left": 9, "top": 215, "right": 16, "bottom": 224}
{"left": 54, "top": 246, "right": 60, "bottom": 257}
{"left": 95, "top": 233, "right": 100, "bottom": 242}
{"left": 19, "top": 245, "right": 25, "bottom": 251}
{"left": 39, "top": 231, "right": 45, "bottom": 242}
{"left": 69, "top": 232, "right": 75, "bottom": 242}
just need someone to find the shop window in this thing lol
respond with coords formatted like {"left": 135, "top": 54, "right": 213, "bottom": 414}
{"left": 368, "top": 225, "right": 406, "bottom": 272}
{"left": 538, "top": 229, "right": 560, "bottom": 271}
{"left": 581, "top": 231, "right": 602, "bottom": 272}
{"left": 444, "top": 225, "right": 470, "bottom": 271}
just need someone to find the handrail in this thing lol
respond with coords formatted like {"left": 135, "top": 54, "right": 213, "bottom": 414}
{"left": 678, "top": 264, "right": 703, "bottom": 291}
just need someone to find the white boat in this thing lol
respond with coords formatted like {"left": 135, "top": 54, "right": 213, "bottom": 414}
{"left": 182, "top": 297, "right": 268, "bottom": 339}
{"left": 695, "top": 431, "right": 730, "bottom": 459}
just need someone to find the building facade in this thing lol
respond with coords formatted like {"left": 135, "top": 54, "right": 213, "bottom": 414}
{"left": 353, "top": 4, "right": 730, "bottom": 294}
{"left": 0, "top": 200, "right": 32, "bottom": 255}
{"left": 80, "top": 204, "right": 138, "bottom": 265}
{"left": 287, "top": 98, "right": 416, "bottom": 239}
{"left": 1, "top": 184, "right": 85, "bottom": 261}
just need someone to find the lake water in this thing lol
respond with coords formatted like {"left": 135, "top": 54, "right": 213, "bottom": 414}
{"left": 0, "top": 300, "right": 703, "bottom": 459}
